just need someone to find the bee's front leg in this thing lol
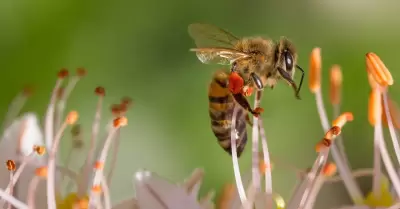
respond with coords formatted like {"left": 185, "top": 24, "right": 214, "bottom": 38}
{"left": 232, "top": 93, "right": 263, "bottom": 117}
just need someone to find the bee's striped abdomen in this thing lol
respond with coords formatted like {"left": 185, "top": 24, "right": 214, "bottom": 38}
{"left": 208, "top": 69, "right": 248, "bottom": 157}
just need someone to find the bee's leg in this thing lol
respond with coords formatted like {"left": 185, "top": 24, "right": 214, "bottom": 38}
{"left": 245, "top": 114, "right": 253, "bottom": 126}
{"left": 232, "top": 93, "right": 263, "bottom": 117}
{"left": 277, "top": 67, "right": 301, "bottom": 100}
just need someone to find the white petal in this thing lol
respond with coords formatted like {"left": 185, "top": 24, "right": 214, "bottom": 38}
{"left": 181, "top": 168, "right": 204, "bottom": 199}
{"left": 133, "top": 169, "right": 203, "bottom": 209}
{"left": 112, "top": 198, "right": 139, "bottom": 209}
{"left": 0, "top": 113, "right": 45, "bottom": 157}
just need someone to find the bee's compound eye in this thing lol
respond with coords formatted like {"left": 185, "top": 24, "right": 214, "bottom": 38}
{"left": 284, "top": 51, "right": 294, "bottom": 71}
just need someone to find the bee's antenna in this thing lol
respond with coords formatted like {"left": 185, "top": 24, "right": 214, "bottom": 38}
{"left": 296, "top": 65, "right": 305, "bottom": 96}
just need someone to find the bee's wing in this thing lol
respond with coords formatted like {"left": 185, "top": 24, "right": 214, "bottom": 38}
{"left": 188, "top": 23, "right": 240, "bottom": 48}
{"left": 190, "top": 47, "right": 250, "bottom": 65}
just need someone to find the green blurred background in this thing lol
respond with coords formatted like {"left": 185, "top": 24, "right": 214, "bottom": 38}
{"left": 1, "top": 0, "right": 400, "bottom": 208}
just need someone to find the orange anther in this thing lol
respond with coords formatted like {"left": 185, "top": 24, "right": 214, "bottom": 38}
{"left": 367, "top": 72, "right": 379, "bottom": 90}
{"left": 91, "top": 185, "right": 102, "bottom": 193}
{"left": 33, "top": 145, "right": 46, "bottom": 155}
{"left": 382, "top": 95, "right": 400, "bottom": 129}
{"left": 67, "top": 111, "right": 79, "bottom": 125}
{"left": 368, "top": 89, "right": 382, "bottom": 126}
{"left": 95, "top": 86, "right": 105, "bottom": 97}
{"left": 110, "top": 104, "right": 122, "bottom": 116}
{"left": 94, "top": 161, "right": 104, "bottom": 169}
{"left": 366, "top": 52, "right": 393, "bottom": 87}
{"left": 228, "top": 72, "right": 244, "bottom": 94}
{"left": 113, "top": 116, "right": 128, "bottom": 128}
{"left": 322, "top": 163, "right": 337, "bottom": 177}
{"left": 76, "top": 198, "right": 88, "bottom": 209}
{"left": 329, "top": 65, "right": 342, "bottom": 105}
{"left": 316, "top": 126, "right": 341, "bottom": 152}
{"left": 332, "top": 112, "right": 354, "bottom": 128}
{"left": 22, "top": 84, "right": 35, "bottom": 97}
{"left": 6, "top": 160, "right": 16, "bottom": 171}
{"left": 218, "top": 184, "right": 235, "bottom": 209}
{"left": 259, "top": 160, "right": 273, "bottom": 174}
{"left": 121, "top": 97, "right": 132, "bottom": 106}
{"left": 58, "top": 68, "right": 69, "bottom": 79}
{"left": 309, "top": 47, "right": 321, "bottom": 93}
{"left": 36, "top": 167, "right": 48, "bottom": 177}
{"left": 76, "top": 67, "right": 87, "bottom": 77}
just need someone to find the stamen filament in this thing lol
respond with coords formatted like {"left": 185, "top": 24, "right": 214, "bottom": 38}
{"left": 315, "top": 89, "right": 363, "bottom": 203}
{"left": 230, "top": 105, "right": 246, "bottom": 203}
{"left": 79, "top": 87, "right": 105, "bottom": 197}
{"left": 27, "top": 176, "right": 42, "bottom": 209}
{"left": 251, "top": 91, "right": 262, "bottom": 191}
{"left": 370, "top": 89, "right": 383, "bottom": 198}
{"left": 258, "top": 117, "right": 273, "bottom": 208}
{"left": 88, "top": 117, "right": 126, "bottom": 208}
{"left": 382, "top": 92, "right": 400, "bottom": 166}
{"left": 0, "top": 189, "right": 29, "bottom": 209}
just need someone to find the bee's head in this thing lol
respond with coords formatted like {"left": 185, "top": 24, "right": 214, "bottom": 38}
{"left": 275, "top": 37, "right": 304, "bottom": 99}
{"left": 275, "top": 37, "right": 298, "bottom": 78}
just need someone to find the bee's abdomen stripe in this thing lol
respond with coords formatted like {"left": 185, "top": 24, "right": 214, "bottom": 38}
{"left": 208, "top": 95, "right": 229, "bottom": 104}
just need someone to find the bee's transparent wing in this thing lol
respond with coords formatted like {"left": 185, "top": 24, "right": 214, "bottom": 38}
{"left": 190, "top": 48, "right": 250, "bottom": 65}
{"left": 188, "top": 23, "right": 240, "bottom": 48}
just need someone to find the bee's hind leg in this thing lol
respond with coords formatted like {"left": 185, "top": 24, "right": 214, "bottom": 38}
{"left": 245, "top": 114, "right": 253, "bottom": 126}
{"left": 232, "top": 93, "right": 263, "bottom": 117}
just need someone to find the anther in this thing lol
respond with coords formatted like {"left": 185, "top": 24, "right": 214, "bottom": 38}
{"left": 367, "top": 72, "right": 379, "bottom": 90}
{"left": 22, "top": 84, "right": 35, "bottom": 97}
{"left": 35, "top": 167, "right": 48, "bottom": 177}
{"left": 67, "top": 111, "right": 79, "bottom": 125}
{"left": 113, "top": 117, "right": 128, "bottom": 128}
{"left": 76, "top": 67, "right": 87, "bottom": 77}
{"left": 94, "top": 161, "right": 104, "bottom": 169}
{"left": 75, "top": 198, "right": 88, "bottom": 209}
{"left": 58, "top": 68, "right": 69, "bottom": 79}
{"left": 6, "top": 160, "right": 16, "bottom": 171}
{"left": 366, "top": 52, "right": 394, "bottom": 86}
{"left": 259, "top": 160, "right": 274, "bottom": 174}
{"left": 322, "top": 162, "right": 337, "bottom": 177}
{"left": 309, "top": 47, "right": 321, "bottom": 93}
{"left": 95, "top": 86, "right": 105, "bottom": 97}
{"left": 111, "top": 104, "right": 122, "bottom": 116}
{"left": 33, "top": 145, "right": 46, "bottom": 155}
{"left": 332, "top": 112, "right": 354, "bottom": 128}
{"left": 329, "top": 65, "right": 342, "bottom": 105}
{"left": 91, "top": 185, "right": 102, "bottom": 193}
{"left": 368, "top": 89, "right": 382, "bottom": 126}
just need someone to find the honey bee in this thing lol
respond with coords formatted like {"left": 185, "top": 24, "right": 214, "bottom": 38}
{"left": 188, "top": 23, "right": 305, "bottom": 115}
{"left": 189, "top": 23, "right": 305, "bottom": 157}
{"left": 208, "top": 69, "right": 253, "bottom": 157}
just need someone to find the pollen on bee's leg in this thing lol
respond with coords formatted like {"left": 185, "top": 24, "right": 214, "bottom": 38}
{"left": 242, "top": 86, "right": 254, "bottom": 97}
{"left": 6, "top": 160, "right": 16, "bottom": 171}
{"left": 309, "top": 47, "right": 322, "bottom": 93}
{"left": 228, "top": 72, "right": 244, "bottom": 94}
{"left": 366, "top": 52, "right": 394, "bottom": 87}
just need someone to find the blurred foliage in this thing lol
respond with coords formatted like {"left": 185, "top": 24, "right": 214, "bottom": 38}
{"left": 1, "top": 0, "right": 400, "bottom": 208}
